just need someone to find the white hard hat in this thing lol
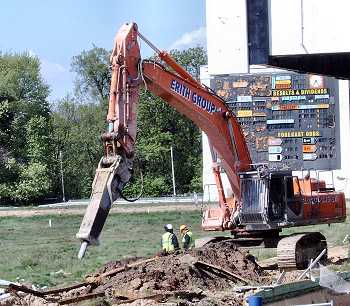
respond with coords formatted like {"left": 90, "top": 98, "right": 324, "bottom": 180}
{"left": 164, "top": 224, "right": 173, "bottom": 230}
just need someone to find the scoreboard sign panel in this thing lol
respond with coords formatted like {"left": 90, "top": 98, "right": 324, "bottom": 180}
{"left": 211, "top": 73, "right": 340, "bottom": 170}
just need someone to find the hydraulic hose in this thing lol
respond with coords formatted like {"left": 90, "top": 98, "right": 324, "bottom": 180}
{"left": 118, "top": 156, "right": 144, "bottom": 202}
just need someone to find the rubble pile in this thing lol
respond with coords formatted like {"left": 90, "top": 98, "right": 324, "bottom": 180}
{"left": 1, "top": 241, "right": 271, "bottom": 305}
{"left": 96, "top": 242, "right": 267, "bottom": 293}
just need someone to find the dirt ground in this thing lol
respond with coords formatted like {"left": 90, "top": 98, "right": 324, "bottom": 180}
{"left": 0, "top": 204, "right": 199, "bottom": 217}
{"left": 1, "top": 205, "right": 349, "bottom": 305}
{"left": 2, "top": 242, "right": 349, "bottom": 305}
{"left": 1, "top": 241, "right": 271, "bottom": 306}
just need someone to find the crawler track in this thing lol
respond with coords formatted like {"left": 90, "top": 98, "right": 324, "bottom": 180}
{"left": 277, "top": 232, "right": 327, "bottom": 269}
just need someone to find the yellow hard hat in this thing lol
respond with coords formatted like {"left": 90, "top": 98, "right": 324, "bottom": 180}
{"left": 180, "top": 224, "right": 188, "bottom": 233}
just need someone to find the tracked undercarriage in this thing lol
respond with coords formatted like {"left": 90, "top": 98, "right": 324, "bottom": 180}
{"left": 198, "top": 231, "right": 328, "bottom": 270}
{"left": 277, "top": 232, "right": 327, "bottom": 269}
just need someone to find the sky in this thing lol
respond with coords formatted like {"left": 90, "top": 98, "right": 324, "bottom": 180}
{"left": 0, "top": 0, "right": 206, "bottom": 101}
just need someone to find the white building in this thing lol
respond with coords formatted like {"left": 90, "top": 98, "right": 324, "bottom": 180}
{"left": 202, "top": 0, "right": 350, "bottom": 200}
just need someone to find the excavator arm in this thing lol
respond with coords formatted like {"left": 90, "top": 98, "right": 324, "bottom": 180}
{"left": 76, "top": 22, "right": 252, "bottom": 258}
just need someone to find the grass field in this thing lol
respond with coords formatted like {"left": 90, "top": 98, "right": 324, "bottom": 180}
{"left": 0, "top": 209, "right": 211, "bottom": 287}
{"left": 0, "top": 207, "right": 349, "bottom": 287}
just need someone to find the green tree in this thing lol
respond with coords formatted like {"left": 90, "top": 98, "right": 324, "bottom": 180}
{"left": 0, "top": 52, "right": 52, "bottom": 204}
{"left": 52, "top": 46, "right": 112, "bottom": 200}
{"left": 71, "top": 46, "right": 111, "bottom": 103}
{"left": 165, "top": 47, "right": 207, "bottom": 79}
{"left": 128, "top": 47, "right": 207, "bottom": 196}
{"left": 52, "top": 96, "right": 105, "bottom": 199}
{"left": 61, "top": 46, "right": 206, "bottom": 199}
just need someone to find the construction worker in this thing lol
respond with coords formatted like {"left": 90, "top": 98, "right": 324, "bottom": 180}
{"left": 161, "top": 224, "right": 179, "bottom": 254}
{"left": 179, "top": 224, "right": 194, "bottom": 250}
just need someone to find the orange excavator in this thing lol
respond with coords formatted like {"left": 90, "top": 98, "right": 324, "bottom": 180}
{"left": 76, "top": 23, "right": 346, "bottom": 268}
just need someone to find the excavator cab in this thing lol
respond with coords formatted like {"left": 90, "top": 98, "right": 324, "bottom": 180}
{"left": 235, "top": 170, "right": 304, "bottom": 230}
{"left": 202, "top": 170, "right": 298, "bottom": 231}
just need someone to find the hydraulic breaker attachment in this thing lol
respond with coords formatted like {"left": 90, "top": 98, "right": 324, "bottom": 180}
{"left": 76, "top": 156, "right": 132, "bottom": 259}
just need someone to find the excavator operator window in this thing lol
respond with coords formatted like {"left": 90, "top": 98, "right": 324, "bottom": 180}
{"left": 284, "top": 176, "right": 302, "bottom": 216}
{"left": 239, "top": 175, "right": 268, "bottom": 224}
{"left": 268, "top": 174, "right": 285, "bottom": 221}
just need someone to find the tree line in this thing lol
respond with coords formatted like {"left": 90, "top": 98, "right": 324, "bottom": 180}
{"left": 0, "top": 47, "right": 206, "bottom": 205}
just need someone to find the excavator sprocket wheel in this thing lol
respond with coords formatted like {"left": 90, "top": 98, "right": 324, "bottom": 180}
{"left": 277, "top": 232, "right": 327, "bottom": 270}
